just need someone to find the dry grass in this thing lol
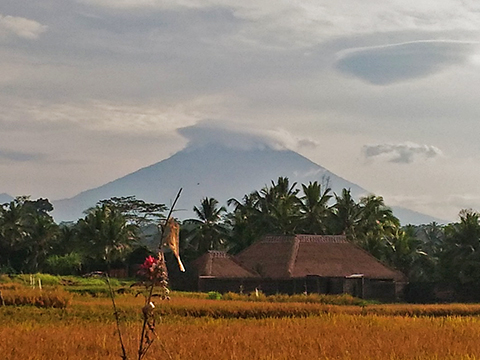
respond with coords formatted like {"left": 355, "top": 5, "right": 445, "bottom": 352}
{"left": 82, "top": 295, "right": 480, "bottom": 319}
{"left": 0, "top": 284, "right": 71, "bottom": 308}
{"left": 221, "top": 291, "right": 367, "bottom": 305}
{"left": 2, "top": 312, "right": 480, "bottom": 359}
{"left": 4, "top": 295, "right": 480, "bottom": 359}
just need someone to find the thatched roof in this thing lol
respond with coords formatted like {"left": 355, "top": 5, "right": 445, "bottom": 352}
{"left": 235, "top": 235, "right": 405, "bottom": 281}
{"left": 192, "top": 251, "right": 259, "bottom": 278}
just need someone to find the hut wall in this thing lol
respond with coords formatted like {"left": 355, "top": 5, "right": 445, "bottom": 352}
{"left": 327, "top": 277, "right": 345, "bottom": 294}
{"left": 198, "top": 278, "right": 242, "bottom": 293}
{"left": 108, "top": 268, "right": 128, "bottom": 278}
{"left": 196, "top": 275, "right": 399, "bottom": 302}
{"left": 277, "top": 280, "right": 296, "bottom": 295}
{"left": 305, "top": 276, "right": 329, "bottom": 294}
{"left": 198, "top": 277, "right": 266, "bottom": 294}
{"left": 258, "top": 280, "right": 280, "bottom": 295}
{"left": 343, "top": 277, "right": 364, "bottom": 298}
{"left": 363, "top": 279, "right": 396, "bottom": 302}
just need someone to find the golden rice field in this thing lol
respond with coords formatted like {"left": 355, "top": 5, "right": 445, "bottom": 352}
{"left": 3, "top": 292, "right": 480, "bottom": 359}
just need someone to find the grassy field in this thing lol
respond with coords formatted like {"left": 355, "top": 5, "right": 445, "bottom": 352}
{"left": 3, "top": 277, "right": 480, "bottom": 359}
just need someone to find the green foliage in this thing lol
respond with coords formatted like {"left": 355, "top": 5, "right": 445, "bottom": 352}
{"left": 226, "top": 179, "right": 403, "bottom": 259}
{"left": 0, "top": 264, "right": 16, "bottom": 275}
{"left": 4, "top": 183, "right": 480, "bottom": 290}
{"left": 207, "top": 291, "right": 222, "bottom": 300}
{"left": 255, "top": 177, "right": 301, "bottom": 235}
{"left": 72, "top": 276, "right": 117, "bottom": 286}
{"left": 0, "top": 197, "right": 59, "bottom": 273}
{"left": 184, "top": 197, "right": 230, "bottom": 256}
{"left": 76, "top": 204, "right": 138, "bottom": 269}
{"left": 441, "top": 210, "right": 480, "bottom": 284}
{"left": 1, "top": 273, "right": 124, "bottom": 288}
{"left": 45, "top": 253, "right": 83, "bottom": 275}
{"left": 13, "top": 273, "right": 62, "bottom": 286}
{"left": 298, "top": 181, "right": 333, "bottom": 235}
{"left": 97, "top": 196, "right": 167, "bottom": 227}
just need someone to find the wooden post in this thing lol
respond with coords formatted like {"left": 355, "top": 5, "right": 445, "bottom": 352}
{"left": 0, "top": 290, "right": 5, "bottom": 306}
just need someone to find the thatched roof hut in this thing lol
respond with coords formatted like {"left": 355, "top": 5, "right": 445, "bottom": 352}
{"left": 192, "top": 250, "right": 259, "bottom": 278}
{"left": 189, "top": 235, "right": 406, "bottom": 301}
{"left": 235, "top": 235, "right": 405, "bottom": 281}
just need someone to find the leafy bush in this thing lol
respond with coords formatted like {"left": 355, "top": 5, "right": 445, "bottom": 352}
{"left": 45, "top": 253, "right": 83, "bottom": 275}
{"left": 13, "top": 273, "right": 61, "bottom": 286}
{"left": 0, "top": 265, "right": 16, "bottom": 275}
{"left": 67, "top": 276, "right": 116, "bottom": 286}
{"left": 207, "top": 291, "right": 222, "bottom": 300}
{"left": 4, "top": 273, "right": 125, "bottom": 289}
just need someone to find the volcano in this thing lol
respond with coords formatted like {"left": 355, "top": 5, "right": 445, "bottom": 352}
{"left": 52, "top": 142, "right": 443, "bottom": 225}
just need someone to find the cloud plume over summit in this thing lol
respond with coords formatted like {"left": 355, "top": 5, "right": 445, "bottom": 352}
{"left": 177, "top": 120, "right": 319, "bottom": 152}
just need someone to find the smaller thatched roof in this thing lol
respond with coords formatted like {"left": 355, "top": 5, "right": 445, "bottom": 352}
{"left": 192, "top": 251, "right": 260, "bottom": 278}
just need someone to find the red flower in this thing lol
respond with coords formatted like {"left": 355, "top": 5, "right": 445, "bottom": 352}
{"left": 138, "top": 255, "right": 160, "bottom": 280}
{"left": 140, "top": 256, "right": 156, "bottom": 270}
{"left": 137, "top": 255, "right": 168, "bottom": 286}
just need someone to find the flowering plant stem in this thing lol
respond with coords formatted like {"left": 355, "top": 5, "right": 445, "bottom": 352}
{"left": 137, "top": 188, "right": 182, "bottom": 360}
{"left": 105, "top": 273, "right": 128, "bottom": 360}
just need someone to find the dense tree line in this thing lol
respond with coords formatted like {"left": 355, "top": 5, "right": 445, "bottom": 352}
{"left": 1, "top": 177, "right": 480, "bottom": 287}
{"left": 0, "top": 196, "right": 159, "bottom": 274}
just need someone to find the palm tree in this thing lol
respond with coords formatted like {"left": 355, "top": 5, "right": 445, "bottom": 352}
{"left": 298, "top": 181, "right": 333, "bottom": 234}
{"left": 185, "top": 198, "right": 229, "bottom": 255}
{"left": 358, "top": 195, "right": 399, "bottom": 232}
{"left": 56, "top": 223, "right": 80, "bottom": 255}
{"left": 385, "top": 226, "right": 429, "bottom": 280}
{"left": 413, "top": 222, "right": 445, "bottom": 280}
{"left": 227, "top": 192, "right": 262, "bottom": 254}
{"left": 24, "top": 213, "right": 59, "bottom": 272}
{"left": 355, "top": 195, "right": 400, "bottom": 261}
{"left": 255, "top": 177, "right": 301, "bottom": 235}
{"left": 331, "top": 189, "right": 360, "bottom": 239}
{"left": 331, "top": 191, "right": 400, "bottom": 261}
{"left": 76, "top": 204, "right": 138, "bottom": 269}
{"left": 0, "top": 199, "right": 29, "bottom": 270}
{"left": 441, "top": 209, "right": 480, "bottom": 284}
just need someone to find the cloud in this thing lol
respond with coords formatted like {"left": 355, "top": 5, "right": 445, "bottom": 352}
{"left": 0, "top": 14, "right": 47, "bottom": 40}
{"left": 0, "top": 96, "right": 226, "bottom": 136}
{"left": 363, "top": 142, "right": 442, "bottom": 164}
{"left": 0, "top": 149, "right": 45, "bottom": 163}
{"left": 336, "top": 41, "right": 474, "bottom": 85}
{"left": 177, "top": 119, "right": 319, "bottom": 151}
{"left": 75, "top": 1, "right": 480, "bottom": 49}
{"left": 77, "top": 0, "right": 205, "bottom": 9}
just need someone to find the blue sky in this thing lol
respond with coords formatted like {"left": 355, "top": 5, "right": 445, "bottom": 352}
{"left": 1, "top": 0, "right": 480, "bottom": 221}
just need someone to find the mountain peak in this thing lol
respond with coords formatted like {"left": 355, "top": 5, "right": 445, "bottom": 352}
{"left": 52, "top": 140, "right": 444, "bottom": 225}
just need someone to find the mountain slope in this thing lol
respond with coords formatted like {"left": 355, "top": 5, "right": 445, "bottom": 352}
{"left": 52, "top": 143, "right": 443, "bottom": 225}
{"left": 0, "top": 193, "right": 14, "bottom": 204}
